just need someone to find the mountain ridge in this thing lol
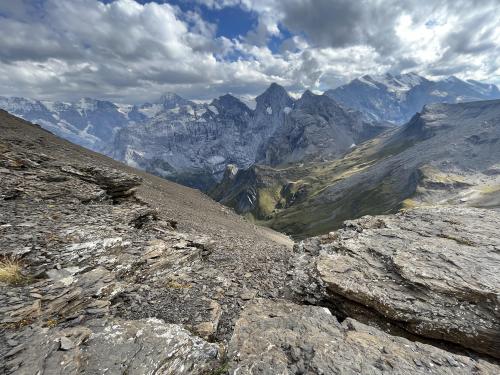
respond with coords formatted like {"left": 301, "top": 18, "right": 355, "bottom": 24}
{"left": 212, "top": 98, "right": 500, "bottom": 238}
{"left": 326, "top": 72, "right": 500, "bottom": 124}
{"left": 2, "top": 73, "right": 499, "bottom": 191}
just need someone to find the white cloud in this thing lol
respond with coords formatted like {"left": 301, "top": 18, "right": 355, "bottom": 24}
{"left": 0, "top": 0, "right": 498, "bottom": 102}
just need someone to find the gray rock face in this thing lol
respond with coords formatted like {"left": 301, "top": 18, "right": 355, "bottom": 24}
{"left": 112, "top": 93, "right": 256, "bottom": 190}
{"left": 292, "top": 206, "right": 500, "bottom": 358}
{"left": 228, "top": 299, "right": 499, "bottom": 374}
{"left": 326, "top": 73, "right": 500, "bottom": 124}
{"left": 257, "top": 90, "right": 390, "bottom": 166}
{"left": 112, "top": 83, "right": 387, "bottom": 190}
{"left": 4, "top": 318, "right": 219, "bottom": 374}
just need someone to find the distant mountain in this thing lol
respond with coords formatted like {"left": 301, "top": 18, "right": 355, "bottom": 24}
{"left": 325, "top": 73, "right": 500, "bottom": 124}
{"left": 212, "top": 99, "right": 500, "bottom": 238}
{"left": 3, "top": 73, "right": 497, "bottom": 191}
{"left": 112, "top": 84, "right": 387, "bottom": 189}
{"left": 256, "top": 90, "right": 391, "bottom": 166}
{"left": 0, "top": 96, "right": 129, "bottom": 151}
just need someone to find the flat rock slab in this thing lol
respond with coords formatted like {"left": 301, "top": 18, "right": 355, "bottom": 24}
{"left": 3, "top": 318, "right": 220, "bottom": 374}
{"left": 228, "top": 299, "right": 499, "bottom": 374}
{"left": 302, "top": 206, "right": 500, "bottom": 358}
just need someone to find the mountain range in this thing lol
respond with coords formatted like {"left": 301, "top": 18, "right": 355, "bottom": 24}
{"left": 213, "top": 99, "right": 500, "bottom": 238}
{"left": 326, "top": 72, "right": 500, "bottom": 124}
{"left": 1, "top": 73, "right": 499, "bottom": 192}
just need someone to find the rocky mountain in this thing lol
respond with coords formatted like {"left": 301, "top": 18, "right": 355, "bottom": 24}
{"left": 2, "top": 74, "right": 498, "bottom": 193}
{"left": 0, "top": 97, "right": 130, "bottom": 152}
{"left": 1, "top": 110, "right": 499, "bottom": 373}
{"left": 256, "top": 90, "right": 391, "bottom": 166}
{"left": 326, "top": 73, "right": 500, "bottom": 124}
{"left": 112, "top": 83, "right": 387, "bottom": 190}
{"left": 213, "top": 99, "right": 500, "bottom": 238}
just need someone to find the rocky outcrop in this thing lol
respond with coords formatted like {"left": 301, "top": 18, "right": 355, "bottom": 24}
{"left": 228, "top": 299, "right": 499, "bottom": 374}
{"left": 291, "top": 206, "right": 500, "bottom": 358}
{"left": 3, "top": 318, "right": 220, "bottom": 374}
{"left": 256, "top": 90, "right": 390, "bottom": 166}
{"left": 0, "top": 111, "right": 294, "bottom": 374}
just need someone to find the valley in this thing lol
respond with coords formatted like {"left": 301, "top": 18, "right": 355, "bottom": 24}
{"left": 213, "top": 99, "right": 500, "bottom": 238}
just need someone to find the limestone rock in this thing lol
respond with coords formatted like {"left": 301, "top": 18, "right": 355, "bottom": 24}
{"left": 228, "top": 299, "right": 499, "bottom": 374}
{"left": 3, "top": 319, "right": 220, "bottom": 374}
{"left": 296, "top": 206, "right": 500, "bottom": 358}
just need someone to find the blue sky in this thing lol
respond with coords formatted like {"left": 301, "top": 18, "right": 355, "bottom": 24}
{"left": 0, "top": 0, "right": 498, "bottom": 103}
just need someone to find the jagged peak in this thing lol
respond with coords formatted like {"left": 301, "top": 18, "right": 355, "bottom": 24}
{"left": 157, "top": 92, "right": 193, "bottom": 109}
{"left": 255, "top": 83, "right": 294, "bottom": 112}
{"left": 211, "top": 93, "right": 250, "bottom": 112}
{"left": 257, "top": 83, "right": 290, "bottom": 101}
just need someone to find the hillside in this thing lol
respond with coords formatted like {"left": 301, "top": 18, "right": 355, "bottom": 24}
{"left": 1, "top": 111, "right": 499, "bottom": 372}
{"left": 213, "top": 99, "right": 500, "bottom": 238}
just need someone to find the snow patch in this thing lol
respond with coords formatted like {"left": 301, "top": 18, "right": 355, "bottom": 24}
{"left": 430, "top": 90, "right": 449, "bottom": 97}
{"left": 207, "top": 155, "right": 225, "bottom": 165}
{"left": 208, "top": 105, "right": 219, "bottom": 115}
{"left": 266, "top": 106, "right": 272, "bottom": 115}
{"left": 283, "top": 107, "right": 292, "bottom": 114}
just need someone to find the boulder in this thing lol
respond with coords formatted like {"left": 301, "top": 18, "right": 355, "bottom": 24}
{"left": 296, "top": 206, "right": 500, "bottom": 358}
{"left": 228, "top": 299, "right": 499, "bottom": 374}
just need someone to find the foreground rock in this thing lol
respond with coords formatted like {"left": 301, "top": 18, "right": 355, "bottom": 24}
{"left": 4, "top": 318, "right": 220, "bottom": 374}
{"left": 0, "top": 110, "right": 293, "bottom": 373}
{"left": 292, "top": 206, "right": 500, "bottom": 358}
{"left": 228, "top": 299, "right": 499, "bottom": 374}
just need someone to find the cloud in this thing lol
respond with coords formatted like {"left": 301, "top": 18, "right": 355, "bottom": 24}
{"left": 0, "top": 0, "right": 498, "bottom": 103}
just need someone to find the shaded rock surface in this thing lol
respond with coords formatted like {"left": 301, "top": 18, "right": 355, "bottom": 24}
{"left": 290, "top": 206, "right": 500, "bottom": 358}
{"left": 228, "top": 299, "right": 499, "bottom": 374}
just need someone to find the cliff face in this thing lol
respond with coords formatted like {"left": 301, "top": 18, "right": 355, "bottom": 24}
{"left": 112, "top": 84, "right": 388, "bottom": 190}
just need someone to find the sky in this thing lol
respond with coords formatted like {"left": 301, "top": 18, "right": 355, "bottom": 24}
{"left": 0, "top": 0, "right": 499, "bottom": 103}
